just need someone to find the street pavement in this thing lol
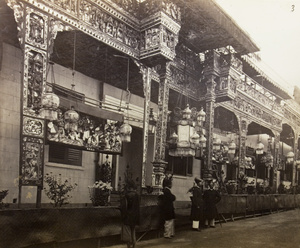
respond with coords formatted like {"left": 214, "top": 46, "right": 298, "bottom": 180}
{"left": 105, "top": 209, "right": 300, "bottom": 248}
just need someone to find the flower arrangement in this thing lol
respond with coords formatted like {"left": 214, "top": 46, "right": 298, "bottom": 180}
{"left": 88, "top": 180, "right": 113, "bottom": 206}
{"left": 89, "top": 180, "right": 113, "bottom": 191}
{"left": 44, "top": 173, "right": 77, "bottom": 207}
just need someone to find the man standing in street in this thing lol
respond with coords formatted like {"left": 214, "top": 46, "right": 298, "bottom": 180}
{"left": 189, "top": 177, "right": 204, "bottom": 231}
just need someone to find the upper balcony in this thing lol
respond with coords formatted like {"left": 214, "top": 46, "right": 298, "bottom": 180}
{"left": 202, "top": 49, "right": 284, "bottom": 114}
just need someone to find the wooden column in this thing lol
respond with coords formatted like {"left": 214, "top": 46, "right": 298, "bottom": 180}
{"left": 8, "top": 1, "right": 67, "bottom": 207}
{"left": 204, "top": 75, "right": 216, "bottom": 179}
{"left": 292, "top": 132, "right": 299, "bottom": 189}
{"left": 238, "top": 119, "right": 249, "bottom": 174}
{"left": 274, "top": 131, "right": 280, "bottom": 192}
{"left": 152, "top": 63, "right": 170, "bottom": 189}
{"left": 139, "top": 65, "right": 152, "bottom": 189}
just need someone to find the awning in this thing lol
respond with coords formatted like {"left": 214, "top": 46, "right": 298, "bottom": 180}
{"left": 241, "top": 55, "right": 292, "bottom": 100}
{"left": 176, "top": 0, "right": 260, "bottom": 54}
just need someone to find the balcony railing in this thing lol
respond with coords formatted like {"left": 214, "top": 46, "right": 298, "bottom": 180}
{"left": 203, "top": 50, "right": 284, "bottom": 113}
{"left": 237, "top": 75, "right": 283, "bottom": 114}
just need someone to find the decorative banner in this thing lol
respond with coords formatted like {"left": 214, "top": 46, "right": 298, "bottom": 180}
{"left": 20, "top": 136, "right": 44, "bottom": 186}
{"left": 23, "top": 116, "right": 45, "bottom": 137}
{"left": 47, "top": 108, "right": 122, "bottom": 154}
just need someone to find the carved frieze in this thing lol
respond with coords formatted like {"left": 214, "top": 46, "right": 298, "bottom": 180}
{"left": 21, "top": 136, "right": 44, "bottom": 186}
{"left": 23, "top": 116, "right": 45, "bottom": 138}
{"left": 23, "top": 45, "right": 47, "bottom": 116}
{"left": 78, "top": 1, "right": 140, "bottom": 51}
{"left": 237, "top": 78, "right": 283, "bottom": 114}
{"left": 140, "top": 6, "right": 180, "bottom": 63}
{"left": 283, "top": 107, "right": 300, "bottom": 127}
{"left": 233, "top": 96, "right": 282, "bottom": 129}
{"left": 47, "top": 108, "right": 122, "bottom": 154}
{"left": 9, "top": 0, "right": 181, "bottom": 62}
{"left": 25, "top": 8, "right": 49, "bottom": 50}
{"left": 216, "top": 75, "right": 236, "bottom": 92}
{"left": 49, "top": 0, "right": 77, "bottom": 15}
{"left": 140, "top": 23, "right": 179, "bottom": 62}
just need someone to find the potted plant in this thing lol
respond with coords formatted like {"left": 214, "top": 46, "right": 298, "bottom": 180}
{"left": 44, "top": 173, "right": 78, "bottom": 207}
{"left": 88, "top": 181, "right": 113, "bottom": 206}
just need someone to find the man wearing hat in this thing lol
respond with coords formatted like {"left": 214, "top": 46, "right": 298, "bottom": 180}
{"left": 189, "top": 177, "right": 204, "bottom": 231}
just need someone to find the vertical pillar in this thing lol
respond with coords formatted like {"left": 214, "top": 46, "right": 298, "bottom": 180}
{"left": 8, "top": 2, "right": 48, "bottom": 207}
{"left": 238, "top": 119, "right": 248, "bottom": 175}
{"left": 152, "top": 63, "right": 170, "bottom": 189}
{"left": 138, "top": 64, "right": 152, "bottom": 189}
{"left": 203, "top": 75, "right": 216, "bottom": 180}
{"left": 292, "top": 132, "right": 299, "bottom": 190}
{"left": 8, "top": 1, "right": 66, "bottom": 207}
{"left": 274, "top": 131, "right": 280, "bottom": 192}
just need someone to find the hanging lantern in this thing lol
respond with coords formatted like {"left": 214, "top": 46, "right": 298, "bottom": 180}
{"left": 265, "top": 153, "right": 274, "bottom": 167}
{"left": 40, "top": 86, "right": 60, "bottom": 121}
{"left": 64, "top": 106, "right": 79, "bottom": 131}
{"left": 199, "top": 135, "right": 207, "bottom": 148}
{"left": 196, "top": 107, "right": 206, "bottom": 126}
{"left": 286, "top": 151, "right": 295, "bottom": 164}
{"left": 190, "top": 132, "right": 200, "bottom": 148}
{"left": 148, "top": 108, "right": 156, "bottom": 134}
{"left": 182, "top": 104, "right": 192, "bottom": 120}
{"left": 256, "top": 141, "right": 264, "bottom": 155}
{"left": 245, "top": 157, "right": 250, "bottom": 169}
{"left": 228, "top": 140, "right": 236, "bottom": 154}
{"left": 228, "top": 140, "right": 236, "bottom": 162}
{"left": 168, "top": 131, "right": 178, "bottom": 148}
{"left": 169, "top": 118, "right": 195, "bottom": 157}
{"left": 213, "top": 138, "right": 221, "bottom": 151}
{"left": 195, "top": 135, "right": 206, "bottom": 159}
{"left": 232, "top": 156, "right": 239, "bottom": 166}
{"left": 223, "top": 144, "right": 229, "bottom": 153}
{"left": 120, "top": 123, "right": 132, "bottom": 143}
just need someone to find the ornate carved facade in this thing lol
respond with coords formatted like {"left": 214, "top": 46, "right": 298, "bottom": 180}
{"left": 2, "top": 0, "right": 300, "bottom": 203}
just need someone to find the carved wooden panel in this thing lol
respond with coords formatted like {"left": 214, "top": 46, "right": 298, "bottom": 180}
{"left": 23, "top": 116, "right": 45, "bottom": 138}
{"left": 47, "top": 108, "right": 122, "bottom": 154}
{"left": 23, "top": 45, "right": 47, "bottom": 116}
{"left": 25, "top": 8, "right": 49, "bottom": 50}
{"left": 20, "top": 136, "right": 44, "bottom": 186}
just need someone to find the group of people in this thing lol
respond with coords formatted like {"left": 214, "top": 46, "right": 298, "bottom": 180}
{"left": 159, "top": 175, "right": 221, "bottom": 238}
{"left": 189, "top": 177, "right": 221, "bottom": 231}
{"left": 118, "top": 176, "right": 222, "bottom": 247}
